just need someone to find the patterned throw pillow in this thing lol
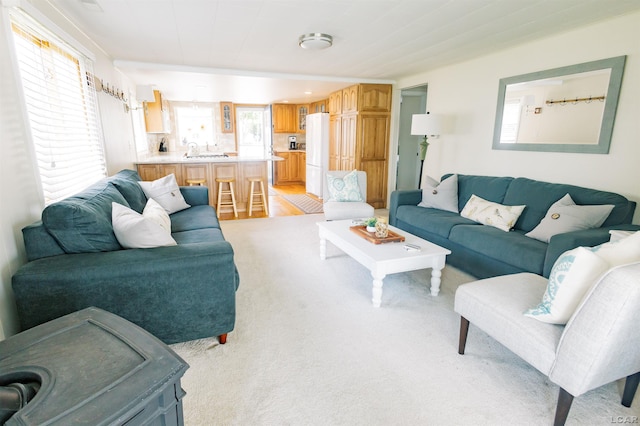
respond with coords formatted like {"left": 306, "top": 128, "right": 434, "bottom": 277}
{"left": 460, "top": 194, "right": 525, "bottom": 232}
{"left": 326, "top": 170, "right": 364, "bottom": 202}
{"left": 524, "top": 247, "right": 609, "bottom": 324}
{"left": 525, "top": 193, "right": 614, "bottom": 243}
{"left": 418, "top": 174, "right": 458, "bottom": 213}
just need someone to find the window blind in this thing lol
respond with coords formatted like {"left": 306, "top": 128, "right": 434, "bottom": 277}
{"left": 11, "top": 11, "right": 107, "bottom": 205}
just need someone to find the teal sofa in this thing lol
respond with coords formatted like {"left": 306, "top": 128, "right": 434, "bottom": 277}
{"left": 390, "top": 174, "right": 639, "bottom": 279}
{"left": 12, "top": 169, "right": 239, "bottom": 344}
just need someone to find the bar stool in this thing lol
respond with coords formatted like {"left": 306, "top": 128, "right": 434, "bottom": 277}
{"left": 186, "top": 178, "right": 206, "bottom": 186}
{"left": 247, "top": 178, "right": 269, "bottom": 216}
{"left": 215, "top": 178, "right": 238, "bottom": 218}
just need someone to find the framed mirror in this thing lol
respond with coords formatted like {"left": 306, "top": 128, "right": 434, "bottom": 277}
{"left": 492, "top": 56, "right": 626, "bottom": 154}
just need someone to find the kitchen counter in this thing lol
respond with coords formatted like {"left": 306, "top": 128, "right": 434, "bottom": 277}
{"left": 135, "top": 155, "right": 277, "bottom": 212}
{"left": 136, "top": 153, "right": 283, "bottom": 164}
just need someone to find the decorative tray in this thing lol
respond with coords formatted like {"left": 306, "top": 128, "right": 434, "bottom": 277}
{"left": 349, "top": 226, "right": 406, "bottom": 244}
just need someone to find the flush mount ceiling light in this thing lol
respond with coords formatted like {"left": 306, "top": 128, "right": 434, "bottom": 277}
{"left": 298, "top": 33, "right": 333, "bottom": 50}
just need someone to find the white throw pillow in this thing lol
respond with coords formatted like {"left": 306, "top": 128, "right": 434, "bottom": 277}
{"left": 112, "top": 202, "right": 177, "bottom": 249}
{"left": 590, "top": 231, "right": 640, "bottom": 266}
{"left": 524, "top": 247, "right": 609, "bottom": 324}
{"left": 138, "top": 174, "right": 190, "bottom": 214}
{"left": 326, "top": 170, "right": 364, "bottom": 202}
{"left": 460, "top": 194, "right": 525, "bottom": 232}
{"left": 142, "top": 198, "right": 172, "bottom": 233}
{"left": 418, "top": 174, "right": 458, "bottom": 213}
{"left": 526, "top": 194, "right": 614, "bottom": 243}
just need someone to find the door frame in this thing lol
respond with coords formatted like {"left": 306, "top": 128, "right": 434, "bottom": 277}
{"left": 397, "top": 85, "right": 428, "bottom": 190}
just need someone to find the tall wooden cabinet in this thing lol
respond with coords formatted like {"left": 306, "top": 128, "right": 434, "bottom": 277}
{"left": 328, "top": 83, "right": 392, "bottom": 209}
{"left": 144, "top": 90, "right": 170, "bottom": 133}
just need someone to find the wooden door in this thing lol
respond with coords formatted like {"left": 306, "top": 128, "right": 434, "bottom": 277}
{"left": 358, "top": 84, "right": 392, "bottom": 112}
{"left": 272, "top": 104, "right": 296, "bottom": 133}
{"left": 328, "top": 91, "right": 342, "bottom": 115}
{"left": 328, "top": 114, "right": 342, "bottom": 170}
{"left": 342, "top": 85, "right": 359, "bottom": 113}
{"left": 137, "top": 164, "right": 160, "bottom": 181}
{"left": 274, "top": 152, "right": 291, "bottom": 183}
{"left": 144, "top": 90, "right": 164, "bottom": 133}
{"left": 340, "top": 114, "right": 357, "bottom": 170}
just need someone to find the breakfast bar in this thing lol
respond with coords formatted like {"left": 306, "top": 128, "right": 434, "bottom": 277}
{"left": 135, "top": 154, "right": 282, "bottom": 213}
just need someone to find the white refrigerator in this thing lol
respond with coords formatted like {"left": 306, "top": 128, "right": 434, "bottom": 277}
{"left": 305, "top": 113, "right": 330, "bottom": 198}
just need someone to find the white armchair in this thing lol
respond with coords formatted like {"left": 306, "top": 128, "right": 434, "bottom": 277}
{"left": 454, "top": 262, "right": 640, "bottom": 425}
{"left": 322, "top": 170, "right": 374, "bottom": 221}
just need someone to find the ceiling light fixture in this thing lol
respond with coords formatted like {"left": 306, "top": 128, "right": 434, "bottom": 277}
{"left": 298, "top": 33, "right": 333, "bottom": 50}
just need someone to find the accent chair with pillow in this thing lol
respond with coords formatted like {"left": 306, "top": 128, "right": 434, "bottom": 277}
{"left": 390, "top": 174, "right": 640, "bottom": 279}
{"left": 454, "top": 260, "right": 640, "bottom": 425}
{"left": 322, "top": 170, "right": 374, "bottom": 221}
{"left": 12, "top": 169, "right": 239, "bottom": 345}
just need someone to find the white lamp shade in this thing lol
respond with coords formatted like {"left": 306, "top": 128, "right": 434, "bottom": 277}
{"left": 136, "top": 85, "right": 156, "bottom": 102}
{"left": 411, "top": 113, "right": 442, "bottom": 136}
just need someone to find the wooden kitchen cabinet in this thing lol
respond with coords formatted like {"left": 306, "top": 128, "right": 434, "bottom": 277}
{"left": 220, "top": 102, "right": 234, "bottom": 133}
{"left": 297, "top": 104, "right": 308, "bottom": 133}
{"left": 272, "top": 104, "right": 296, "bottom": 133}
{"left": 144, "top": 90, "right": 171, "bottom": 133}
{"left": 328, "top": 83, "right": 392, "bottom": 209}
{"left": 137, "top": 163, "right": 182, "bottom": 183}
{"left": 274, "top": 151, "right": 305, "bottom": 184}
{"left": 309, "top": 99, "right": 328, "bottom": 113}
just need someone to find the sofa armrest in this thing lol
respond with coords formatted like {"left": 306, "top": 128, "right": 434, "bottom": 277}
{"left": 389, "top": 190, "right": 422, "bottom": 226}
{"left": 180, "top": 186, "right": 209, "bottom": 206}
{"left": 543, "top": 224, "right": 640, "bottom": 277}
{"left": 12, "top": 241, "right": 238, "bottom": 342}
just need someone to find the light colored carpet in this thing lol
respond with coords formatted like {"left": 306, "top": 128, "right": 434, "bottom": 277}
{"left": 281, "top": 194, "right": 324, "bottom": 214}
{"left": 171, "top": 214, "right": 640, "bottom": 425}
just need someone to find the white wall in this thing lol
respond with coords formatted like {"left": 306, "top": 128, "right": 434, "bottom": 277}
{"left": 393, "top": 11, "right": 640, "bottom": 223}
{"left": 0, "top": 0, "right": 136, "bottom": 338}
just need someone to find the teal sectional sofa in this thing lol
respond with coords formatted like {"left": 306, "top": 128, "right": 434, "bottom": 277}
{"left": 12, "top": 169, "right": 239, "bottom": 344}
{"left": 390, "top": 174, "right": 639, "bottom": 279}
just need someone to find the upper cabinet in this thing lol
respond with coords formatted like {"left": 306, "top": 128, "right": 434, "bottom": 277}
{"left": 309, "top": 99, "right": 328, "bottom": 113}
{"left": 144, "top": 90, "right": 171, "bottom": 133}
{"left": 272, "top": 104, "right": 296, "bottom": 133}
{"left": 297, "top": 104, "right": 308, "bottom": 133}
{"left": 220, "top": 102, "right": 234, "bottom": 133}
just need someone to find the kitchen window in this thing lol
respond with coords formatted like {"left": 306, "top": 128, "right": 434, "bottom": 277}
{"left": 10, "top": 10, "right": 107, "bottom": 205}
{"left": 175, "top": 106, "right": 215, "bottom": 149}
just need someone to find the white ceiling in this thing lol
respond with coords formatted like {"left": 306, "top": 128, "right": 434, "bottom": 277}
{"left": 49, "top": 0, "right": 640, "bottom": 104}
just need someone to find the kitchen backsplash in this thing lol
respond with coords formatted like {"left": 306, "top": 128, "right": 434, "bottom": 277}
{"left": 272, "top": 133, "right": 306, "bottom": 151}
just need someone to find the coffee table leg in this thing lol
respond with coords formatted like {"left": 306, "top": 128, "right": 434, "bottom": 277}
{"left": 430, "top": 267, "right": 443, "bottom": 296}
{"left": 319, "top": 236, "right": 326, "bottom": 260}
{"left": 371, "top": 272, "right": 385, "bottom": 308}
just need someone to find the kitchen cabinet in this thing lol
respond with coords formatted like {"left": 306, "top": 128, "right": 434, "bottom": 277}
{"left": 309, "top": 99, "right": 328, "bottom": 113}
{"left": 274, "top": 151, "right": 306, "bottom": 185}
{"left": 328, "top": 83, "right": 392, "bottom": 209}
{"left": 144, "top": 90, "right": 171, "bottom": 133}
{"left": 137, "top": 163, "right": 182, "bottom": 183}
{"left": 220, "top": 102, "right": 234, "bottom": 133}
{"left": 297, "top": 104, "right": 308, "bottom": 133}
{"left": 272, "top": 104, "right": 296, "bottom": 133}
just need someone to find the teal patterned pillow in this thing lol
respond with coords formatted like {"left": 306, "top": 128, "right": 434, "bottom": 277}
{"left": 524, "top": 247, "right": 609, "bottom": 324}
{"left": 327, "top": 170, "right": 364, "bottom": 202}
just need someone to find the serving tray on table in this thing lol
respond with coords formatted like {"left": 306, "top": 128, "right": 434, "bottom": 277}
{"left": 350, "top": 226, "right": 406, "bottom": 244}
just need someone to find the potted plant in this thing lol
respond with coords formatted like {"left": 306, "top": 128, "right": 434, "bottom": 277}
{"left": 364, "top": 217, "right": 377, "bottom": 232}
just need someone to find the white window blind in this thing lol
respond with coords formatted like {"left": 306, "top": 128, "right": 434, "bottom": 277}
{"left": 11, "top": 11, "right": 107, "bottom": 205}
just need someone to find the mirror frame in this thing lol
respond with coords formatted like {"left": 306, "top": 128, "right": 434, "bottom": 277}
{"left": 492, "top": 56, "right": 626, "bottom": 154}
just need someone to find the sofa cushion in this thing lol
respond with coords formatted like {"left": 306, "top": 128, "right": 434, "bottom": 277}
{"left": 110, "top": 169, "right": 147, "bottom": 213}
{"left": 526, "top": 194, "right": 614, "bottom": 243}
{"left": 418, "top": 174, "right": 458, "bottom": 213}
{"left": 503, "top": 177, "right": 632, "bottom": 231}
{"left": 460, "top": 194, "right": 526, "bottom": 232}
{"left": 449, "top": 225, "right": 547, "bottom": 274}
{"left": 172, "top": 228, "right": 226, "bottom": 244}
{"left": 326, "top": 170, "right": 364, "bottom": 202}
{"left": 590, "top": 231, "right": 640, "bottom": 266}
{"left": 170, "top": 205, "right": 220, "bottom": 232}
{"left": 112, "top": 202, "right": 177, "bottom": 249}
{"left": 42, "top": 181, "right": 126, "bottom": 253}
{"left": 524, "top": 247, "right": 610, "bottom": 324}
{"left": 395, "top": 205, "right": 478, "bottom": 239}
{"left": 138, "top": 174, "right": 191, "bottom": 214}
{"left": 452, "top": 174, "right": 513, "bottom": 212}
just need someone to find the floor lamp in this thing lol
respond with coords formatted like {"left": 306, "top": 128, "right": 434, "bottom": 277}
{"left": 410, "top": 112, "right": 442, "bottom": 188}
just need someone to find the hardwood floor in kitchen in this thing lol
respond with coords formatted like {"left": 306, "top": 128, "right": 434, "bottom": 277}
{"left": 217, "top": 184, "right": 314, "bottom": 221}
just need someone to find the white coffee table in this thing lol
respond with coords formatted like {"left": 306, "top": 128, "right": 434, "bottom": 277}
{"left": 317, "top": 220, "right": 451, "bottom": 307}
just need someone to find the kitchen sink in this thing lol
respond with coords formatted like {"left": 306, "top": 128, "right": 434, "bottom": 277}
{"left": 184, "top": 153, "right": 229, "bottom": 159}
